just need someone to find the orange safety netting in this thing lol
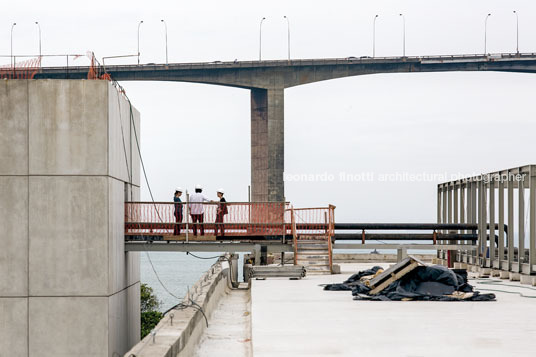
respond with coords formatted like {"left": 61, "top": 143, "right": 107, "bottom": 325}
{"left": 0, "top": 57, "right": 41, "bottom": 79}
{"left": 124, "top": 202, "right": 335, "bottom": 238}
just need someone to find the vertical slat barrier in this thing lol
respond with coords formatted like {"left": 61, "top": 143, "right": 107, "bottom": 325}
{"left": 453, "top": 183, "right": 459, "bottom": 264}
{"left": 530, "top": 166, "right": 536, "bottom": 274}
{"left": 507, "top": 172, "right": 515, "bottom": 268}
{"left": 471, "top": 181, "right": 478, "bottom": 264}
{"left": 498, "top": 177, "right": 505, "bottom": 269}
{"left": 489, "top": 177, "right": 496, "bottom": 267}
{"left": 439, "top": 165, "right": 536, "bottom": 275}
{"left": 518, "top": 170, "right": 525, "bottom": 272}
{"left": 461, "top": 183, "right": 466, "bottom": 259}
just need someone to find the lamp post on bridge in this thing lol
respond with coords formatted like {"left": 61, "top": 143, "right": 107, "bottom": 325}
{"left": 513, "top": 10, "right": 519, "bottom": 54}
{"left": 399, "top": 13, "right": 406, "bottom": 57}
{"left": 284, "top": 16, "right": 291, "bottom": 61}
{"left": 161, "top": 19, "right": 168, "bottom": 65}
{"left": 259, "top": 17, "right": 266, "bottom": 61}
{"left": 484, "top": 13, "right": 491, "bottom": 55}
{"left": 11, "top": 22, "right": 16, "bottom": 69}
{"left": 35, "top": 22, "right": 42, "bottom": 60}
{"left": 137, "top": 20, "right": 143, "bottom": 65}
{"left": 372, "top": 15, "right": 379, "bottom": 57}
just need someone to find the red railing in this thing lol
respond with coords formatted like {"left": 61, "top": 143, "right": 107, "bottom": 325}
{"left": 125, "top": 202, "right": 335, "bottom": 240}
{"left": 125, "top": 202, "right": 290, "bottom": 237}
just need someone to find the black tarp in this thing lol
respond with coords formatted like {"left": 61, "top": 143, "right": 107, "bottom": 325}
{"left": 323, "top": 265, "right": 495, "bottom": 301}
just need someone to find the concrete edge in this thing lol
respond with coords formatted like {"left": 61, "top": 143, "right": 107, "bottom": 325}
{"left": 124, "top": 258, "right": 232, "bottom": 357}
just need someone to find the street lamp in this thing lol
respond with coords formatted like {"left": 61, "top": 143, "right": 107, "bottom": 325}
{"left": 11, "top": 22, "right": 16, "bottom": 68}
{"left": 137, "top": 20, "right": 143, "bottom": 65}
{"left": 259, "top": 17, "right": 266, "bottom": 61}
{"left": 283, "top": 16, "right": 290, "bottom": 61}
{"left": 35, "top": 22, "right": 42, "bottom": 60}
{"left": 513, "top": 10, "right": 519, "bottom": 53}
{"left": 399, "top": 14, "right": 406, "bottom": 57}
{"left": 373, "top": 15, "right": 379, "bottom": 57}
{"left": 484, "top": 13, "right": 491, "bottom": 54}
{"left": 161, "top": 19, "right": 168, "bottom": 65}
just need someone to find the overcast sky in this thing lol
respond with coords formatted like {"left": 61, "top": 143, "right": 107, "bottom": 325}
{"left": 3, "top": 0, "right": 536, "bottom": 222}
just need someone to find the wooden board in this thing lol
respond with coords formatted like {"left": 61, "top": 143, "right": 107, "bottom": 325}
{"left": 369, "top": 261, "right": 419, "bottom": 295}
{"left": 163, "top": 234, "right": 217, "bottom": 242}
{"left": 368, "top": 255, "right": 426, "bottom": 295}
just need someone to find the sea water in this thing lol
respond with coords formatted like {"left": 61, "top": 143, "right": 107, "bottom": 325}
{"left": 140, "top": 252, "right": 243, "bottom": 313}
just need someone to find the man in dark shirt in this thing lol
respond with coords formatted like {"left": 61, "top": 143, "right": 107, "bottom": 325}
{"left": 215, "top": 188, "right": 228, "bottom": 237}
{"left": 173, "top": 188, "right": 183, "bottom": 235}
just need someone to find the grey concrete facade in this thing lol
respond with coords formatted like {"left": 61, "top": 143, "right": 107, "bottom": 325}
{"left": 35, "top": 53, "right": 536, "bottom": 201}
{"left": 0, "top": 79, "right": 140, "bottom": 357}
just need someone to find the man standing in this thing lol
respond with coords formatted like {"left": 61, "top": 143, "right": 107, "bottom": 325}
{"left": 173, "top": 188, "right": 183, "bottom": 235}
{"left": 189, "top": 184, "right": 210, "bottom": 236}
{"left": 215, "top": 188, "right": 228, "bottom": 237}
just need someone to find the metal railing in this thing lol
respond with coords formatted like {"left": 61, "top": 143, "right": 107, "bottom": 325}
{"left": 438, "top": 165, "right": 536, "bottom": 274}
{"left": 124, "top": 202, "right": 335, "bottom": 242}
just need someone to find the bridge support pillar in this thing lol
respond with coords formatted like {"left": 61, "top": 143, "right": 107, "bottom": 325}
{"left": 251, "top": 88, "right": 284, "bottom": 202}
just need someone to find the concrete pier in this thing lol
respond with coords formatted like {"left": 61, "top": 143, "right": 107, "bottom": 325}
{"left": 0, "top": 79, "right": 141, "bottom": 356}
{"left": 251, "top": 88, "right": 284, "bottom": 202}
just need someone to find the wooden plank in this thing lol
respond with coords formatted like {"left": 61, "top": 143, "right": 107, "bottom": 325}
{"left": 163, "top": 235, "right": 217, "bottom": 242}
{"left": 369, "top": 261, "right": 419, "bottom": 295}
{"left": 368, "top": 255, "right": 426, "bottom": 290}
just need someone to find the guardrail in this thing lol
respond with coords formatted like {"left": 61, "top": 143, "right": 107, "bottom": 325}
{"left": 438, "top": 165, "right": 536, "bottom": 274}
{"left": 124, "top": 202, "right": 335, "bottom": 241}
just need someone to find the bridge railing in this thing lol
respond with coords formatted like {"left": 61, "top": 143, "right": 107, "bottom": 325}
{"left": 124, "top": 202, "right": 336, "bottom": 239}
{"left": 438, "top": 165, "right": 536, "bottom": 275}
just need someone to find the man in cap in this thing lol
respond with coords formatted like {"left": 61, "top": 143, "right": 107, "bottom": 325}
{"left": 215, "top": 188, "right": 228, "bottom": 237}
{"left": 189, "top": 184, "right": 210, "bottom": 236}
{"left": 173, "top": 188, "right": 183, "bottom": 235}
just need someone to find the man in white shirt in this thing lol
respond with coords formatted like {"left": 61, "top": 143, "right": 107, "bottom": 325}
{"left": 189, "top": 184, "right": 210, "bottom": 236}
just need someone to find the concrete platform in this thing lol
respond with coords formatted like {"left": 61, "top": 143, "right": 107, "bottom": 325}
{"left": 251, "top": 263, "right": 536, "bottom": 357}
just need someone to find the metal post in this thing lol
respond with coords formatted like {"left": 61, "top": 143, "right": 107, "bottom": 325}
{"left": 259, "top": 17, "right": 266, "bottom": 61}
{"left": 35, "top": 22, "right": 42, "bottom": 60}
{"left": 507, "top": 171, "right": 515, "bottom": 268}
{"left": 185, "top": 189, "right": 189, "bottom": 243}
{"left": 498, "top": 177, "right": 505, "bottom": 269}
{"left": 10, "top": 23, "right": 16, "bottom": 69}
{"left": 518, "top": 170, "right": 525, "bottom": 271}
{"left": 137, "top": 20, "right": 144, "bottom": 65}
{"left": 399, "top": 14, "right": 406, "bottom": 57}
{"left": 529, "top": 166, "right": 536, "bottom": 274}
{"left": 513, "top": 11, "right": 519, "bottom": 54}
{"left": 484, "top": 13, "right": 491, "bottom": 54}
{"left": 283, "top": 16, "right": 290, "bottom": 61}
{"left": 161, "top": 20, "right": 168, "bottom": 65}
{"left": 373, "top": 15, "right": 379, "bottom": 57}
{"left": 489, "top": 177, "right": 496, "bottom": 265}
{"left": 477, "top": 180, "right": 484, "bottom": 266}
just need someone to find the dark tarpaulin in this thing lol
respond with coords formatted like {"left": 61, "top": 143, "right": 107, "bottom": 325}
{"left": 323, "top": 265, "right": 495, "bottom": 301}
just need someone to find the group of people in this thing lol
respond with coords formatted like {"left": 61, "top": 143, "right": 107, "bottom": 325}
{"left": 173, "top": 184, "right": 228, "bottom": 236}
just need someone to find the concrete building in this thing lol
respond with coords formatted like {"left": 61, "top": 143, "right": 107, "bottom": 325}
{"left": 0, "top": 79, "right": 141, "bottom": 356}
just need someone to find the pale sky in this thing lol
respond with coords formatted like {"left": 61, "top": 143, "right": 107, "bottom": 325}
{"left": 2, "top": 0, "right": 536, "bottom": 222}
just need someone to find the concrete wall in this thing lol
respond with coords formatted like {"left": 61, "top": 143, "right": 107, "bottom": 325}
{"left": 0, "top": 79, "right": 140, "bottom": 356}
{"left": 124, "top": 259, "right": 231, "bottom": 357}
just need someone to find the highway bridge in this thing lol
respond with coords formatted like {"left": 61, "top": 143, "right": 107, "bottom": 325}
{"left": 32, "top": 52, "right": 536, "bottom": 202}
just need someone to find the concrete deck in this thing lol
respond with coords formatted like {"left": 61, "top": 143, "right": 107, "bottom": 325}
{"left": 251, "top": 263, "right": 536, "bottom": 357}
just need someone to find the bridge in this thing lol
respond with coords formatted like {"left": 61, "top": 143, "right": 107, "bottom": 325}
{"left": 31, "top": 52, "right": 536, "bottom": 202}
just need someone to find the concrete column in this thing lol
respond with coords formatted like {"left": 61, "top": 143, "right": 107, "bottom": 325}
{"left": 251, "top": 88, "right": 284, "bottom": 202}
